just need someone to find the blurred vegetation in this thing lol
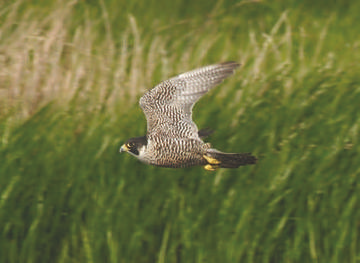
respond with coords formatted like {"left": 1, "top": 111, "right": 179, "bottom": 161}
{"left": 0, "top": 0, "right": 359, "bottom": 262}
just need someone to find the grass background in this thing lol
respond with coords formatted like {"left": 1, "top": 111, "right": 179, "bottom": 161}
{"left": 0, "top": 0, "right": 359, "bottom": 262}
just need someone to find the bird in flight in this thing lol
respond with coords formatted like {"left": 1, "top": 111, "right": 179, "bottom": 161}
{"left": 120, "top": 62, "right": 257, "bottom": 171}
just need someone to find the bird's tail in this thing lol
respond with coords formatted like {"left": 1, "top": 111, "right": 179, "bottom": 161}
{"left": 203, "top": 149, "right": 257, "bottom": 171}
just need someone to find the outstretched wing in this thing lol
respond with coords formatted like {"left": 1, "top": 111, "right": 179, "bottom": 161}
{"left": 139, "top": 61, "right": 240, "bottom": 138}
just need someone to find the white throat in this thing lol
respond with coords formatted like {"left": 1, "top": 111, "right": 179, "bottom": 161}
{"left": 130, "top": 144, "right": 148, "bottom": 163}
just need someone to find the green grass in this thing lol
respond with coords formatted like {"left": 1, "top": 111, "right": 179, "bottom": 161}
{"left": 0, "top": 0, "right": 360, "bottom": 262}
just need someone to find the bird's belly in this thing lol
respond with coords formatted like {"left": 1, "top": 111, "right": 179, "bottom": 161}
{"left": 148, "top": 140, "right": 207, "bottom": 168}
{"left": 153, "top": 154, "right": 206, "bottom": 168}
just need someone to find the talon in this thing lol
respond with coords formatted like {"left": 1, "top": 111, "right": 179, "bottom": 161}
{"left": 203, "top": 155, "right": 221, "bottom": 164}
{"left": 204, "top": 164, "right": 220, "bottom": 171}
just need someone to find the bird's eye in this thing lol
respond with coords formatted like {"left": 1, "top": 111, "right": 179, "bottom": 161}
{"left": 127, "top": 142, "right": 134, "bottom": 148}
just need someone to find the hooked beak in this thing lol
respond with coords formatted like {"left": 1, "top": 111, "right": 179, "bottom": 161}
{"left": 119, "top": 144, "right": 129, "bottom": 153}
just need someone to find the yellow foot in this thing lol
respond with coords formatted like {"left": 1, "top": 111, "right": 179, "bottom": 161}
{"left": 203, "top": 154, "right": 221, "bottom": 165}
{"left": 204, "top": 164, "right": 220, "bottom": 171}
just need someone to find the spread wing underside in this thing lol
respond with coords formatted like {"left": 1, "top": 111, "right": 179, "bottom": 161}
{"left": 139, "top": 61, "right": 240, "bottom": 138}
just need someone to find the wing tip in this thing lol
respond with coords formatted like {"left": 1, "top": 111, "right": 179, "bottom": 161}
{"left": 219, "top": 61, "right": 241, "bottom": 69}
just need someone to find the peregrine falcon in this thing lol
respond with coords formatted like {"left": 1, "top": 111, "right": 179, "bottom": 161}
{"left": 120, "top": 62, "right": 257, "bottom": 171}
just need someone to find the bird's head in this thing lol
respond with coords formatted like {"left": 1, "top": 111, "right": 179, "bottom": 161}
{"left": 119, "top": 136, "right": 147, "bottom": 157}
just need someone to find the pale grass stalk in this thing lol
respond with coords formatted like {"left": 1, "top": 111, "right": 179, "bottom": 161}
{"left": 178, "top": 36, "right": 198, "bottom": 71}
{"left": 312, "top": 15, "right": 334, "bottom": 66}
{"left": 285, "top": 18, "right": 292, "bottom": 63}
{"left": 195, "top": 34, "right": 219, "bottom": 62}
{"left": 252, "top": 11, "right": 289, "bottom": 79}
{"left": 158, "top": 223, "right": 171, "bottom": 263}
{"left": 98, "top": 0, "right": 118, "bottom": 108}
{"left": 81, "top": 226, "right": 94, "bottom": 263}
{"left": 0, "top": 175, "right": 20, "bottom": 210}
{"left": 106, "top": 231, "right": 118, "bottom": 263}
{"left": 308, "top": 220, "right": 319, "bottom": 262}
{"left": 297, "top": 26, "right": 308, "bottom": 79}
{"left": 129, "top": 14, "right": 144, "bottom": 100}
{"left": 222, "top": 38, "right": 233, "bottom": 61}
{"left": 145, "top": 36, "right": 162, "bottom": 82}
{"left": 160, "top": 43, "right": 171, "bottom": 82}
{"left": 58, "top": 242, "right": 69, "bottom": 263}
{"left": 110, "top": 30, "right": 129, "bottom": 104}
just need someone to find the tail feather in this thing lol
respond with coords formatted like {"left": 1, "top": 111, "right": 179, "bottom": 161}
{"left": 205, "top": 149, "right": 257, "bottom": 169}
